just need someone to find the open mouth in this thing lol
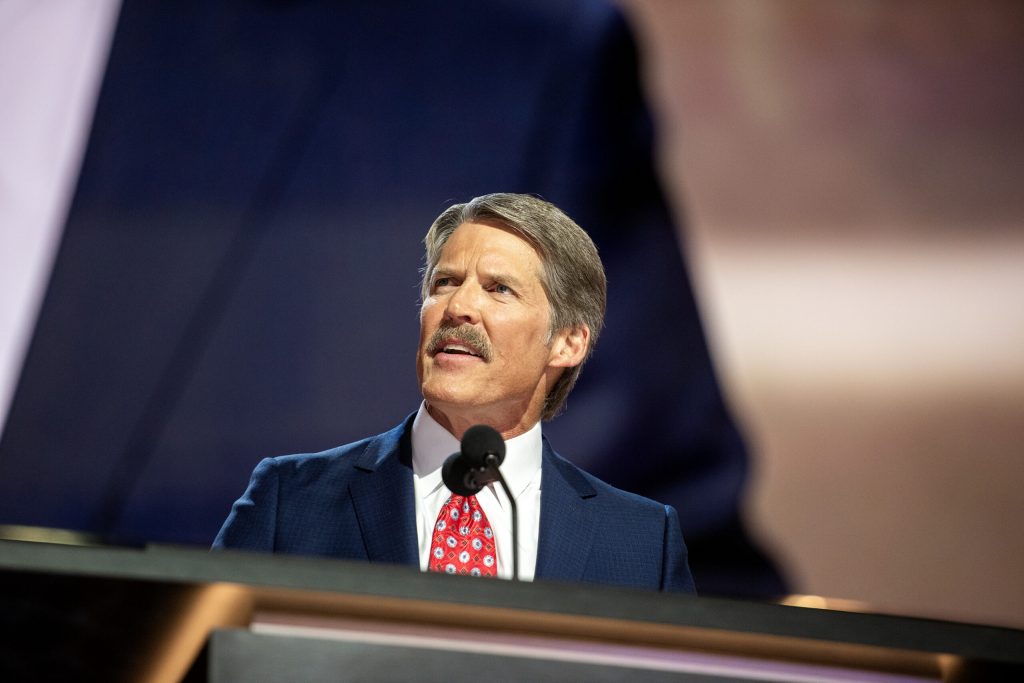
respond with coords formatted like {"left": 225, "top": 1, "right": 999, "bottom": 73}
{"left": 436, "top": 343, "right": 483, "bottom": 358}
{"left": 427, "top": 326, "right": 491, "bottom": 362}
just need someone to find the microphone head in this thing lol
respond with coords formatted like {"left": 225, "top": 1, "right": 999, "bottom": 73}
{"left": 441, "top": 425, "right": 506, "bottom": 496}
{"left": 460, "top": 424, "right": 505, "bottom": 467}
{"left": 442, "top": 451, "right": 483, "bottom": 496}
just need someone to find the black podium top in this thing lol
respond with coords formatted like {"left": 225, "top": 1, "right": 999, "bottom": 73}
{"left": 1, "top": 540, "right": 1021, "bottom": 682}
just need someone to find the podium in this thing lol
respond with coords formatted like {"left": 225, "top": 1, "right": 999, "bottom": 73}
{"left": 1, "top": 540, "right": 1021, "bottom": 682}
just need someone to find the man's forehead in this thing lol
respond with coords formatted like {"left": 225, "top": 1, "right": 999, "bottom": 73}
{"left": 437, "top": 222, "right": 543, "bottom": 270}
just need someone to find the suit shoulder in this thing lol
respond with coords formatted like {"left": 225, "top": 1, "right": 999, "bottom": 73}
{"left": 265, "top": 417, "right": 410, "bottom": 484}
{"left": 546, "top": 448, "right": 668, "bottom": 514}
{"left": 271, "top": 435, "right": 374, "bottom": 468}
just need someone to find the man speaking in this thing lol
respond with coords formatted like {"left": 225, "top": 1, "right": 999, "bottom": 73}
{"left": 214, "top": 193, "right": 695, "bottom": 592}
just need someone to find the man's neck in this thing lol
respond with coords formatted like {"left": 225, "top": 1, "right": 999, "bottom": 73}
{"left": 425, "top": 402, "right": 540, "bottom": 441}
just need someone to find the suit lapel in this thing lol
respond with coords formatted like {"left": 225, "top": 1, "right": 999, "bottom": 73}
{"left": 535, "top": 441, "right": 598, "bottom": 583}
{"left": 348, "top": 416, "right": 419, "bottom": 566}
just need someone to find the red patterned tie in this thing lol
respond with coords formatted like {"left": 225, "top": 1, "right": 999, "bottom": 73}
{"left": 428, "top": 494, "right": 497, "bottom": 577}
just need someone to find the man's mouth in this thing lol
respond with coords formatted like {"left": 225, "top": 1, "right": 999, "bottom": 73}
{"left": 437, "top": 343, "right": 483, "bottom": 358}
{"left": 427, "top": 326, "right": 492, "bottom": 362}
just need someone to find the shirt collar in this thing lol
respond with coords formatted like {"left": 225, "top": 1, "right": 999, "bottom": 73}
{"left": 411, "top": 401, "right": 542, "bottom": 500}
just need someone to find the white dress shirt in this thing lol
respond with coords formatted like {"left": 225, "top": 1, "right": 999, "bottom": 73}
{"left": 411, "top": 402, "right": 542, "bottom": 581}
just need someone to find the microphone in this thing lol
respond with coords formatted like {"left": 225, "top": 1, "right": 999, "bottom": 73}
{"left": 442, "top": 424, "right": 505, "bottom": 495}
{"left": 440, "top": 424, "right": 519, "bottom": 580}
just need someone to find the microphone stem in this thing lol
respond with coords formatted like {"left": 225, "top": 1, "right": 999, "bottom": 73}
{"left": 492, "top": 468, "right": 519, "bottom": 582}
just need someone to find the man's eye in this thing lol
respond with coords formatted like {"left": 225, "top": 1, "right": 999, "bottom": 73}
{"left": 493, "top": 284, "right": 512, "bottom": 295}
{"left": 433, "top": 277, "right": 451, "bottom": 289}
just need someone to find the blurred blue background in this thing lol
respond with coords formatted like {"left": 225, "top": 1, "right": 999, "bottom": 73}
{"left": 0, "top": 0, "right": 783, "bottom": 600}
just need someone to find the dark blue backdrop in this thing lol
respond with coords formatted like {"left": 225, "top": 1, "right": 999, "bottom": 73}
{"left": 0, "top": 0, "right": 784, "bottom": 597}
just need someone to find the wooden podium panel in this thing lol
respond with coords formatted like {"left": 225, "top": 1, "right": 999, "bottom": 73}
{"left": 1, "top": 540, "right": 1021, "bottom": 682}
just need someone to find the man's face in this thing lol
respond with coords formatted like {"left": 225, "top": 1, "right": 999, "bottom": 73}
{"left": 417, "top": 221, "right": 568, "bottom": 432}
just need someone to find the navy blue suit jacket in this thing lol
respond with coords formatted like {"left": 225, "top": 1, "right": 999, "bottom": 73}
{"left": 214, "top": 416, "right": 695, "bottom": 593}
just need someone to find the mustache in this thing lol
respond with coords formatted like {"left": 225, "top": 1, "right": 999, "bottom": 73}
{"left": 426, "top": 324, "right": 493, "bottom": 362}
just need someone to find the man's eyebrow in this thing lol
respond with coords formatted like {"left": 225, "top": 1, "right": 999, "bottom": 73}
{"left": 430, "top": 265, "right": 530, "bottom": 290}
{"left": 486, "top": 272, "right": 527, "bottom": 289}
{"left": 430, "top": 266, "right": 461, "bottom": 278}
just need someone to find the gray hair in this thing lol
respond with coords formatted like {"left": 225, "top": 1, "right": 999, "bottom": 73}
{"left": 421, "top": 193, "right": 607, "bottom": 420}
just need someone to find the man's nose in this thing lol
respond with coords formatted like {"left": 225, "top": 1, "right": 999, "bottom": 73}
{"left": 443, "top": 283, "right": 481, "bottom": 325}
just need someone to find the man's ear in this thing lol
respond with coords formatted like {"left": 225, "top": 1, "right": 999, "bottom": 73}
{"left": 548, "top": 324, "right": 590, "bottom": 369}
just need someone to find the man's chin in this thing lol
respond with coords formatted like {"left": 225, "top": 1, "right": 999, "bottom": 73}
{"left": 421, "top": 377, "right": 491, "bottom": 413}
{"left": 421, "top": 386, "right": 472, "bottom": 408}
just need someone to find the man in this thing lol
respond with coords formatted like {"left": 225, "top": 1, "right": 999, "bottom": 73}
{"left": 214, "top": 193, "right": 695, "bottom": 592}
